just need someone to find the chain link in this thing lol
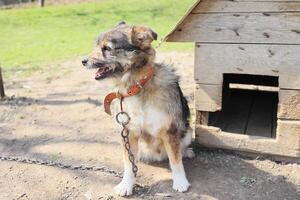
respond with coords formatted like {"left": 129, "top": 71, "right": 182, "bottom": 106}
{"left": 1, "top": 103, "right": 138, "bottom": 179}
{"left": 116, "top": 97, "right": 138, "bottom": 177}
{"left": 0, "top": 154, "right": 148, "bottom": 192}
{"left": 0, "top": 155, "right": 122, "bottom": 178}
{"left": 1, "top": 98, "right": 139, "bottom": 182}
{"left": 121, "top": 125, "right": 138, "bottom": 177}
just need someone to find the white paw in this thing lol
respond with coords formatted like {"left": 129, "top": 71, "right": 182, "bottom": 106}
{"left": 183, "top": 148, "right": 195, "bottom": 159}
{"left": 114, "top": 180, "right": 134, "bottom": 196}
{"left": 172, "top": 176, "right": 190, "bottom": 192}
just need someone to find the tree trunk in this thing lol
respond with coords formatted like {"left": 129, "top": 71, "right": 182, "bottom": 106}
{"left": 39, "top": 0, "right": 45, "bottom": 7}
{"left": 0, "top": 67, "right": 5, "bottom": 99}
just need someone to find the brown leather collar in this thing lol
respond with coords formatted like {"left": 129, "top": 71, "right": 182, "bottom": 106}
{"left": 104, "top": 65, "right": 155, "bottom": 115}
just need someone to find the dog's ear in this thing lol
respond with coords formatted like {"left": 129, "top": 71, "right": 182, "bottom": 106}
{"left": 131, "top": 25, "right": 157, "bottom": 49}
{"left": 150, "top": 29, "right": 158, "bottom": 41}
{"left": 116, "top": 21, "right": 126, "bottom": 26}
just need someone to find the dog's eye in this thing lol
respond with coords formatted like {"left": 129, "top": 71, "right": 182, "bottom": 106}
{"left": 102, "top": 46, "right": 112, "bottom": 51}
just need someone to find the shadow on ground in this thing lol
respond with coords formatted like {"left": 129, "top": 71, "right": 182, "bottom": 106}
{"left": 0, "top": 96, "right": 101, "bottom": 107}
{"left": 1, "top": 134, "right": 299, "bottom": 200}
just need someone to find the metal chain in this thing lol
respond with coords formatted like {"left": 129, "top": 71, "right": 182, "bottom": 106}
{"left": 0, "top": 155, "right": 147, "bottom": 191}
{"left": 1, "top": 100, "right": 139, "bottom": 181}
{"left": 0, "top": 155, "right": 122, "bottom": 177}
{"left": 121, "top": 126, "right": 138, "bottom": 177}
{"left": 115, "top": 98, "right": 138, "bottom": 177}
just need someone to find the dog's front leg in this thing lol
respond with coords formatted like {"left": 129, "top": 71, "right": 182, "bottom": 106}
{"left": 114, "top": 134, "right": 139, "bottom": 196}
{"left": 162, "top": 133, "right": 190, "bottom": 192}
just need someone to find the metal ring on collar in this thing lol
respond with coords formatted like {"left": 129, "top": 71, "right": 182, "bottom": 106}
{"left": 115, "top": 111, "right": 130, "bottom": 125}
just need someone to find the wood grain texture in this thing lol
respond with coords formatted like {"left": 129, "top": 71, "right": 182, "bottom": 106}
{"left": 278, "top": 89, "right": 300, "bottom": 119}
{"left": 245, "top": 92, "right": 275, "bottom": 137}
{"left": 193, "top": 0, "right": 300, "bottom": 13}
{"left": 229, "top": 0, "right": 300, "bottom": 2}
{"left": 194, "top": 44, "right": 300, "bottom": 89}
{"left": 166, "top": 12, "right": 300, "bottom": 44}
{"left": 196, "top": 111, "right": 209, "bottom": 126}
{"left": 209, "top": 90, "right": 254, "bottom": 133}
{"left": 208, "top": 89, "right": 278, "bottom": 137}
{"left": 195, "top": 119, "right": 300, "bottom": 158}
{"left": 277, "top": 120, "right": 300, "bottom": 149}
{"left": 195, "top": 84, "right": 222, "bottom": 112}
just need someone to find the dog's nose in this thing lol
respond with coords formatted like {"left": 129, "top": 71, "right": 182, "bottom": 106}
{"left": 82, "top": 58, "right": 88, "bottom": 66}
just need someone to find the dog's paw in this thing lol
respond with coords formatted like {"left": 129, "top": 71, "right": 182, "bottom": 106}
{"left": 114, "top": 180, "right": 134, "bottom": 196}
{"left": 172, "top": 177, "right": 190, "bottom": 193}
{"left": 183, "top": 148, "right": 195, "bottom": 159}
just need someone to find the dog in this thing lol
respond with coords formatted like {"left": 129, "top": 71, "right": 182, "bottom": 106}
{"left": 82, "top": 22, "right": 194, "bottom": 196}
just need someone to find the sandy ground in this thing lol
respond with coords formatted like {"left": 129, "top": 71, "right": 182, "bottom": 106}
{"left": 0, "top": 52, "right": 299, "bottom": 200}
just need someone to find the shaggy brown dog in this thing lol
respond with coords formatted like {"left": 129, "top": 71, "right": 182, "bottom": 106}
{"left": 82, "top": 22, "right": 194, "bottom": 196}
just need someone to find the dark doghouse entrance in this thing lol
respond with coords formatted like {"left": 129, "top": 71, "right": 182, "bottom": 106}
{"left": 209, "top": 74, "right": 279, "bottom": 138}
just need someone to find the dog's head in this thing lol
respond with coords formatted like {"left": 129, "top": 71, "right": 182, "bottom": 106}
{"left": 82, "top": 22, "right": 157, "bottom": 80}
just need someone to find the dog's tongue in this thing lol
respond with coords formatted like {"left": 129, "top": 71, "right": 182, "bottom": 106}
{"left": 95, "top": 68, "right": 106, "bottom": 80}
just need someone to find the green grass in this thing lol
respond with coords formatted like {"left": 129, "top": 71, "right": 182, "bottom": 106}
{"left": 0, "top": 0, "right": 195, "bottom": 71}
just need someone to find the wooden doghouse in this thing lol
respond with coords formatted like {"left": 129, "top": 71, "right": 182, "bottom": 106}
{"left": 165, "top": 0, "right": 300, "bottom": 161}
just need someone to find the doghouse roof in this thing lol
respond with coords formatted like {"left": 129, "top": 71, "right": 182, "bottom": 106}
{"left": 164, "top": 0, "right": 201, "bottom": 42}
{"left": 165, "top": 0, "right": 300, "bottom": 44}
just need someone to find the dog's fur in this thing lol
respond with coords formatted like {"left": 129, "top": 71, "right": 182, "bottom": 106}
{"left": 82, "top": 22, "right": 194, "bottom": 196}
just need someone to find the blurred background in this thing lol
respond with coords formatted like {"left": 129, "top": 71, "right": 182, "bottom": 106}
{"left": 0, "top": 0, "right": 195, "bottom": 78}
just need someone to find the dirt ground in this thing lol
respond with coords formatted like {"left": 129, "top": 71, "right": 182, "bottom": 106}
{"left": 0, "top": 52, "right": 299, "bottom": 200}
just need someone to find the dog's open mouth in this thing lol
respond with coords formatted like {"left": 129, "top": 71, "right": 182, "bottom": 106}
{"left": 95, "top": 67, "right": 113, "bottom": 80}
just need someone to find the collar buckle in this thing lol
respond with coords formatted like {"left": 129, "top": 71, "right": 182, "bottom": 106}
{"left": 136, "top": 82, "right": 143, "bottom": 89}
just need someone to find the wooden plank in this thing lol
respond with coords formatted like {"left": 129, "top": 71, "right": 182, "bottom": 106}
{"left": 195, "top": 120, "right": 300, "bottom": 158}
{"left": 278, "top": 89, "right": 300, "bottom": 119}
{"left": 217, "top": 89, "right": 254, "bottom": 133}
{"left": 271, "top": 94, "right": 278, "bottom": 138}
{"left": 196, "top": 111, "right": 209, "bottom": 125}
{"left": 194, "top": 44, "right": 300, "bottom": 89}
{"left": 164, "top": 0, "right": 203, "bottom": 42}
{"left": 246, "top": 92, "right": 275, "bottom": 137}
{"left": 229, "top": 83, "right": 278, "bottom": 92}
{"left": 271, "top": 115, "right": 277, "bottom": 138}
{"left": 195, "top": 84, "right": 222, "bottom": 112}
{"left": 277, "top": 120, "right": 300, "bottom": 149}
{"left": 209, "top": 88, "right": 278, "bottom": 137}
{"left": 222, "top": 90, "right": 251, "bottom": 133}
{"left": 231, "top": 0, "right": 300, "bottom": 2}
{"left": 193, "top": 0, "right": 300, "bottom": 13}
{"left": 166, "top": 13, "right": 300, "bottom": 44}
